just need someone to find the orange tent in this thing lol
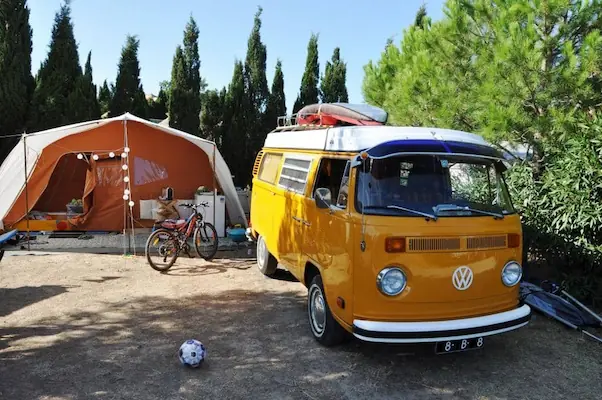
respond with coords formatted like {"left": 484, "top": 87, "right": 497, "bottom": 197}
{"left": 0, "top": 113, "right": 247, "bottom": 233}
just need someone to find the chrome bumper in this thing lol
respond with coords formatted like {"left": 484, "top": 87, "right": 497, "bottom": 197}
{"left": 352, "top": 304, "right": 531, "bottom": 343}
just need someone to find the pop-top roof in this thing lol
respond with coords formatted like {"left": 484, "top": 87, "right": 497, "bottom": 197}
{"left": 263, "top": 125, "right": 501, "bottom": 158}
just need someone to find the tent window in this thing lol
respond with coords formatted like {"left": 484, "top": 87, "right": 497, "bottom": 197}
{"left": 96, "top": 164, "right": 123, "bottom": 187}
{"left": 134, "top": 156, "right": 168, "bottom": 185}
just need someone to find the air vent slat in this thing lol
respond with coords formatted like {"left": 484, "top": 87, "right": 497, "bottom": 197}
{"left": 408, "top": 238, "right": 461, "bottom": 252}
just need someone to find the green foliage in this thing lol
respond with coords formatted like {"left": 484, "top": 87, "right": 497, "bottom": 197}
{"left": 320, "top": 47, "right": 348, "bottom": 103}
{"left": 0, "top": 0, "right": 33, "bottom": 162}
{"left": 29, "top": 2, "right": 85, "bottom": 131}
{"left": 74, "top": 51, "right": 101, "bottom": 121}
{"left": 109, "top": 35, "right": 148, "bottom": 118}
{"left": 147, "top": 89, "right": 168, "bottom": 120}
{"left": 200, "top": 88, "right": 226, "bottom": 144}
{"left": 363, "top": 0, "right": 602, "bottom": 304}
{"left": 222, "top": 61, "right": 250, "bottom": 187}
{"left": 169, "top": 17, "right": 203, "bottom": 135}
{"left": 293, "top": 33, "right": 320, "bottom": 114}
{"left": 265, "top": 60, "right": 286, "bottom": 129}
{"left": 244, "top": 7, "right": 270, "bottom": 181}
{"left": 98, "top": 80, "right": 112, "bottom": 116}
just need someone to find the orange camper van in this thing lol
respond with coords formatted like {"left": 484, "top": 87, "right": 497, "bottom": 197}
{"left": 247, "top": 103, "right": 531, "bottom": 353}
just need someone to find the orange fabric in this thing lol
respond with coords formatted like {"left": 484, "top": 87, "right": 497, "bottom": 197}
{"left": 34, "top": 153, "right": 87, "bottom": 211}
{"left": 4, "top": 121, "right": 221, "bottom": 231}
{"left": 68, "top": 158, "right": 98, "bottom": 228}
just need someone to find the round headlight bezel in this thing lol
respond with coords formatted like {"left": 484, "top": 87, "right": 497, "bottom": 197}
{"left": 501, "top": 261, "right": 522, "bottom": 287}
{"left": 376, "top": 267, "right": 407, "bottom": 296}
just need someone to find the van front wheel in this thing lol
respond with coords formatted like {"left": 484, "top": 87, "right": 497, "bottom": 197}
{"left": 308, "top": 275, "right": 347, "bottom": 346}
{"left": 256, "top": 235, "right": 277, "bottom": 276}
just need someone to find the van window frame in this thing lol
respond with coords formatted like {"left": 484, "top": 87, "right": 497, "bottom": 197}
{"left": 277, "top": 154, "right": 314, "bottom": 195}
{"left": 311, "top": 157, "right": 351, "bottom": 210}
{"left": 257, "top": 152, "right": 283, "bottom": 185}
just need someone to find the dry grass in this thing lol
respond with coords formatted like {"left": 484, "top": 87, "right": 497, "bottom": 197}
{"left": 1, "top": 251, "right": 600, "bottom": 400}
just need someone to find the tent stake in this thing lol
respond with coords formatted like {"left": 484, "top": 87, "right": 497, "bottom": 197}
{"left": 23, "top": 134, "right": 30, "bottom": 251}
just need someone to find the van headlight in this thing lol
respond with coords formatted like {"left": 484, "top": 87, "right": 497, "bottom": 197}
{"left": 377, "top": 267, "right": 407, "bottom": 296}
{"left": 501, "top": 261, "right": 522, "bottom": 287}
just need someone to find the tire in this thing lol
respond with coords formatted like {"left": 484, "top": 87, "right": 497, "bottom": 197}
{"left": 307, "top": 274, "right": 348, "bottom": 346}
{"left": 194, "top": 222, "right": 219, "bottom": 261}
{"left": 256, "top": 235, "right": 278, "bottom": 276}
{"left": 145, "top": 228, "right": 179, "bottom": 272}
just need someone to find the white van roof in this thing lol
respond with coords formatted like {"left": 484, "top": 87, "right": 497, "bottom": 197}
{"left": 263, "top": 125, "right": 492, "bottom": 153}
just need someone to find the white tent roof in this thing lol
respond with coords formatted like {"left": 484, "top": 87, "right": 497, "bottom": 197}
{"left": 0, "top": 113, "right": 247, "bottom": 230}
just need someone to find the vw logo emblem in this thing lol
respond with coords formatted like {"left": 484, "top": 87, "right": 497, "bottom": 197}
{"left": 452, "top": 266, "right": 473, "bottom": 291}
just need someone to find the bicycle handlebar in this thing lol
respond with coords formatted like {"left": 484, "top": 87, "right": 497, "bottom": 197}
{"left": 181, "top": 202, "right": 210, "bottom": 208}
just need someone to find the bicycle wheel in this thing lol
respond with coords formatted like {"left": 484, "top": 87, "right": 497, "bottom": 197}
{"left": 145, "top": 228, "right": 179, "bottom": 272}
{"left": 194, "top": 222, "right": 219, "bottom": 261}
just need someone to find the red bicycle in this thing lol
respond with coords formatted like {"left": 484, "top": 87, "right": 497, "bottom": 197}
{"left": 145, "top": 202, "right": 219, "bottom": 272}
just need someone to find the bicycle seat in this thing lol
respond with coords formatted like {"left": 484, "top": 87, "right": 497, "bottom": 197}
{"left": 160, "top": 219, "right": 187, "bottom": 229}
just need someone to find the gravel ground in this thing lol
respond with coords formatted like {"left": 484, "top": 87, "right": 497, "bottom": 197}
{"left": 12, "top": 232, "right": 252, "bottom": 254}
{"left": 1, "top": 251, "right": 601, "bottom": 400}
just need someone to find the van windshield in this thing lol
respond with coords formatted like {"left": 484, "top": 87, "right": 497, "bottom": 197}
{"left": 354, "top": 155, "right": 515, "bottom": 218}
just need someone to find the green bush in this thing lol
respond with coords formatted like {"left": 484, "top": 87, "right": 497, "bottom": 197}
{"left": 506, "top": 113, "right": 602, "bottom": 306}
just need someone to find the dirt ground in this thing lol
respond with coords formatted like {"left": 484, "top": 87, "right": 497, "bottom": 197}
{"left": 1, "top": 251, "right": 601, "bottom": 400}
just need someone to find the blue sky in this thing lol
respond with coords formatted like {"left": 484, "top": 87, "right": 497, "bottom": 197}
{"left": 28, "top": 0, "right": 445, "bottom": 114}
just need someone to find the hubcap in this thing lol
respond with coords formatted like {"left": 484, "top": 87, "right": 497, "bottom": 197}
{"left": 257, "top": 237, "right": 267, "bottom": 267}
{"left": 309, "top": 286, "right": 326, "bottom": 335}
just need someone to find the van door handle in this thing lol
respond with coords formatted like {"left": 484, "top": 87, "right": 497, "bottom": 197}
{"left": 302, "top": 220, "right": 311, "bottom": 227}
{"left": 292, "top": 216, "right": 301, "bottom": 223}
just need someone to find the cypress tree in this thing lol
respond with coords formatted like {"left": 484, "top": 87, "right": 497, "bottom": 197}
{"left": 200, "top": 88, "right": 225, "bottom": 145}
{"left": 75, "top": 51, "right": 100, "bottom": 120}
{"left": 293, "top": 33, "right": 320, "bottom": 114}
{"left": 0, "top": 0, "right": 33, "bottom": 163}
{"left": 223, "top": 61, "right": 249, "bottom": 187}
{"left": 169, "top": 16, "right": 203, "bottom": 135}
{"left": 320, "top": 47, "right": 349, "bottom": 103}
{"left": 265, "top": 60, "right": 286, "bottom": 129}
{"left": 414, "top": 4, "right": 427, "bottom": 28}
{"left": 98, "top": 80, "right": 112, "bottom": 116}
{"left": 168, "top": 46, "right": 187, "bottom": 128}
{"left": 243, "top": 7, "right": 269, "bottom": 175}
{"left": 109, "top": 35, "right": 148, "bottom": 118}
{"left": 148, "top": 88, "right": 168, "bottom": 120}
{"left": 29, "top": 2, "right": 84, "bottom": 131}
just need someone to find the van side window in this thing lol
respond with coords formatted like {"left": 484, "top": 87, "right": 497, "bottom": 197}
{"left": 313, "top": 158, "right": 349, "bottom": 208}
{"left": 258, "top": 153, "right": 282, "bottom": 184}
{"left": 336, "top": 161, "right": 351, "bottom": 208}
{"left": 278, "top": 157, "right": 312, "bottom": 194}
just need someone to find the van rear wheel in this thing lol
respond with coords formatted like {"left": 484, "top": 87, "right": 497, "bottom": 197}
{"left": 256, "top": 235, "right": 277, "bottom": 276}
{"left": 308, "top": 275, "right": 347, "bottom": 346}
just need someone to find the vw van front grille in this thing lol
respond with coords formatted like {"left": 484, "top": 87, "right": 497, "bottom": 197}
{"left": 408, "top": 238, "right": 461, "bottom": 252}
{"left": 466, "top": 235, "right": 507, "bottom": 250}
{"left": 406, "top": 235, "right": 509, "bottom": 252}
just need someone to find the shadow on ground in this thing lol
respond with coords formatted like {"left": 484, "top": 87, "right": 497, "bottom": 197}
{"left": 0, "top": 285, "right": 72, "bottom": 318}
{"left": 1, "top": 288, "right": 601, "bottom": 400}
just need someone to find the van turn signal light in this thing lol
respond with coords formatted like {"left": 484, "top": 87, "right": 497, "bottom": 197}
{"left": 385, "top": 237, "right": 406, "bottom": 253}
{"left": 508, "top": 233, "right": 521, "bottom": 248}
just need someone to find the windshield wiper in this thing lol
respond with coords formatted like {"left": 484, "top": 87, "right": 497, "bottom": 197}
{"left": 385, "top": 205, "right": 437, "bottom": 221}
{"left": 433, "top": 204, "right": 504, "bottom": 219}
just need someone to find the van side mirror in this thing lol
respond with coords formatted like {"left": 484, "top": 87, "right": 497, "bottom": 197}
{"left": 315, "top": 188, "right": 332, "bottom": 209}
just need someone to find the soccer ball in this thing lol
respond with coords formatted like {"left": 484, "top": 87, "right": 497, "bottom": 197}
{"left": 178, "top": 339, "right": 206, "bottom": 368}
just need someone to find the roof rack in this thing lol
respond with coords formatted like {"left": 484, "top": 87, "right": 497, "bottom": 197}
{"left": 273, "top": 112, "right": 332, "bottom": 133}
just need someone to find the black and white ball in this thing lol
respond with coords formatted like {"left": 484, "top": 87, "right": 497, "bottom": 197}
{"left": 178, "top": 339, "right": 206, "bottom": 368}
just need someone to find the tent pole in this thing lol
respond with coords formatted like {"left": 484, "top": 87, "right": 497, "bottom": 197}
{"left": 123, "top": 120, "right": 127, "bottom": 256}
{"left": 23, "top": 134, "right": 30, "bottom": 251}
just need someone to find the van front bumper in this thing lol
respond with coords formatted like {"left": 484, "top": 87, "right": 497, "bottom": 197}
{"left": 352, "top": 304, "right": 531, "bottom": 343}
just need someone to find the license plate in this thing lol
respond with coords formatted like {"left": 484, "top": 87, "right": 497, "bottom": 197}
{"left": 435, "top": 337, "right": 484, "bottom": 354}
